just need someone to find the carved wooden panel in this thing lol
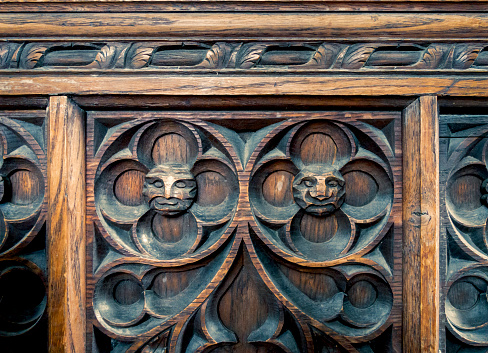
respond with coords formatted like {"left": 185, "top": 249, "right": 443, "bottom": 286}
{"left": 0, "top": 110, "right": 47, "bottom": 352}
{"left": 440, "top": 115, "right": 488, "bottom": 352}
{"left": 1, "top": 41, "right": 487, "bottom": 72}
{"left": 86, "top": 111, "right": 401, "bottom": 352}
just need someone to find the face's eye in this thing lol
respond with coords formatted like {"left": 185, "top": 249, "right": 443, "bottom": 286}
{"left": 175, "top": 181, "right": 186, "bottom": 188}
{"left": 301, "top": 178, "right": 315, "bottom": 187}
{"left": 328, "top": 180, "right": 339, "bottom": 187}
{"left": 152, "top": 180, "right": 163, "bottom": 188}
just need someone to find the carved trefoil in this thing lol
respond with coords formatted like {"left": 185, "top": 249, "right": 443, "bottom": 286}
{"left": 87, "top": 111, "right": 401, "bottom": 352}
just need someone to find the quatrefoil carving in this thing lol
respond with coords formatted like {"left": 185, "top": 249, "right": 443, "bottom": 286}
{"left": 250, "top": 120, "right": 394, "bottom": 262}
{"left": 90, "top": 115, "right": 398, "bottom": 351}
{"left": 0, "top": 118, "right": 46, "bottom": 257}
{"left": 95, "top": 120, "right": 239, "bottom": 261}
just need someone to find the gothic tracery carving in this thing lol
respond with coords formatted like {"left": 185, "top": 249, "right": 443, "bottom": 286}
{"left": 88, "top": 112, "right": 401, "bottom": 352}
{"left": 0, "top": 112, "right": 47, "bottom": 350}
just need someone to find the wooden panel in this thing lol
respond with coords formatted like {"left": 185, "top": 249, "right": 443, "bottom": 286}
{"left": 439, "top": 114, "right": 488, "bottom": 352}
{"left": 1, "top": 42, "right": 487, "bottom": 72}
{"left": 0, "top": 109, "right": 48, "bottom": 352}
{"left": 402, "top": 96, "right": 440, "bottom": 353}
{"left": 86, "top": 110, "right": 402, "bottom": 352}
{"left": 47, "top": 96, "right": 86, "bottom": 353}
{"left": 0, "top": 13, "right": 488, "bottom": 40}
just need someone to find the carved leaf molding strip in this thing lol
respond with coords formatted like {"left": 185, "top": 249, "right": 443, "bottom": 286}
{"left": 2, "top": 42, "right": 488, "bottom": 71}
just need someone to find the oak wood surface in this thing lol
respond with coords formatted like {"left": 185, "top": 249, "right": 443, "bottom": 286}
{"left": 402, "top": 96, "right": 440, "bottom": 353}
{"left": 85, "top": 109, "right": 402, "bottom": 352}
{"left": 2, "top": 41, "right": 487, "bottom": 72}
{"left": 47, "top": 96, "right": 86, "bottom": 353}
{"left": 0, "top": 0, "right": 482, "bottom": 350}
{"left": 2, "top": 1, "right": 488, "bottom": 12}
{"left": 1, "top": 75, "right": 488, "bottom": 97}
{"left": 0, "top": 13, "right": 488, "bottom": 40}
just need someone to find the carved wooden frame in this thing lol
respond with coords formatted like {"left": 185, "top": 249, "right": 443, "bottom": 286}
{"left": 1, "top": 2, "right": 487, "bottom": 352}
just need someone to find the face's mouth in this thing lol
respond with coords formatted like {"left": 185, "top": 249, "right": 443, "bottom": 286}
{"left": 155, "top": 199, "right": 178, "bottom": 206}
{"left": 150, "top": 197, "right": 184, "bottom": 210}
{"left": 306, "top": 194, "right": 340, "bottom": 205}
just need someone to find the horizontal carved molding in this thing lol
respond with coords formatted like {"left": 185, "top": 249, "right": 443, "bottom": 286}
{"left": 2, "top": 42, "right": 488, "bottom": 72}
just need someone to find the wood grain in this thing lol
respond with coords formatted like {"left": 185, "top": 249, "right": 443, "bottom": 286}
{"left": 0, "top": 13, "right": 488, "bottom": 40}
{"left": 1, "top": 75, "right": 488, "bottom": 97}
{"left": 47, "top": 96, "right": 86, "bottom": 353}
{"left": 402, "top": 96, "right": 439, "bottom": 353}
{"left": 86, "top": 110, "right": 402, "bottom": 351}
{"left": 2, "top": 1, "right": 488, "bottom": 12}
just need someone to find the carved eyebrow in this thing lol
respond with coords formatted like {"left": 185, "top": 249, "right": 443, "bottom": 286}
{"left": 325, "top": 176, "right": 345, "bottom": 184}
{"left": 145, "top": 176, "right": 163, "bottom": 181}
{"left": 172, "top": 171, "right": 193, "bottom": 176}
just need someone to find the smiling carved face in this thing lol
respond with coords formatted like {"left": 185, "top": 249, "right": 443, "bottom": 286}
{"left": 292, "top": 165, "right": 345, "bottom": 216}
{"left": 142, "top": 165, "right": 197, "bottom": 216}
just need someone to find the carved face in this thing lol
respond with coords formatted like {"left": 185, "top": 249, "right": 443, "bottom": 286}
{"left": 292, "top": 166, "right": 345, "bottom": 216}
{"left": 142, "top": 165, "right": 197, "bottom": 216}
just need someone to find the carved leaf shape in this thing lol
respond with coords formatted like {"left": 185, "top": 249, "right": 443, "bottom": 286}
{"left": 128, "top": 45, "right": 156, "bottom": 69}
{"left": 21, "top": 45, "right": 49, "bottom": 69}
{"left": 87, "top": 44, "right": 117, "bottom": 69}
{"left": 453, "top": 44, "right": 485, "bottom": 69}
{"left": 0, "top": 44, "right": 11, "bottom": 69}
{"left": 304, "top": 43, "right": 343, "bottom": 69}
{"left": 342, "top": 44, "right": 378, "bottom": 69}
{"left": 199, "top": 42, "right": 233, "bottom": 69}
{"left": 413, "top": 44, "right": 451, "bottom": 69}
{"left": 236, "top": 44, "right": 268, "bottom": 69}
{"left": 115, "top": 46, "right": 129, "bottom": 68}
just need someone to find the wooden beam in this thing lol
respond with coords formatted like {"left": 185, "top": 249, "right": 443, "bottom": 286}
{"left": 47, "top": 96, "right": 86, "bottom": 353}
{"left": 402, "top": 96, "right": 440, "bottom": 353}
{"left": 0, "top": 13, "right": 487, "bottom": 40}
{"left": 1, "top": 2, "right": 488, "bottom": 13}
{"left": 0, "top": 75, "right": 487, "bottom": 96}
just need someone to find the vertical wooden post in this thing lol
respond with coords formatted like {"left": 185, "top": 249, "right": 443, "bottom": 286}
{"left": 403, "top": 96, "right": 439, "bottom": 353}
{"left": 47, "top": 96, "right": 86, "bottom": 353}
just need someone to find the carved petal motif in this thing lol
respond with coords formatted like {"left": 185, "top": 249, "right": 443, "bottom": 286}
{"left": 249, "top": 120, "right": 394, "bottom": 262}
{"left": 94, "top": 119, "right": 239, "bottom": 261}
{"left": 89, "top": 114, "right": 398, "bottom": 351}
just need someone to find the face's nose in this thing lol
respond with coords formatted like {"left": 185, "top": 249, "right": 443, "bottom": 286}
{"left": 310, "top": 177, "right": 332, "bottom": 200}
{"left": 163, "top": 185, "right": 172, "bottom": 199}
{"left": 160, "top": 176, "right": 176, "bottom": 199}
{"left": 312, "top": 177, "right": 330, "bottom": 200}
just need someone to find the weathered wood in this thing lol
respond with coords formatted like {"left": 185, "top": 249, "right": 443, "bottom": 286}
{"left": 439, "top": 114, "right": 488, "bottom": 351}
{"left": 402, "top": 96, "right": 439, "bottom": 353}
{"left": 0, "top": 109, "right": 48, "bottom": 352}
{"left": 47, "top": 96, "right": 86, "bottom": 353}
{"left": 1, "top": 75, "right": 488, "bottom": 97}
{"left": 2, "top": 1, "right": 488, "bottom": 13}
{"left": 2, "top": 42, "right": 487, "bottom": 71}
{"left": 86, "top": 110, "right": 401, "bottom": 352}
{"left": 1, "top": 13, "right": 488, "bottom": 40}
{"left": 71, "top": 95, "right": 416, "bottom": 111}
